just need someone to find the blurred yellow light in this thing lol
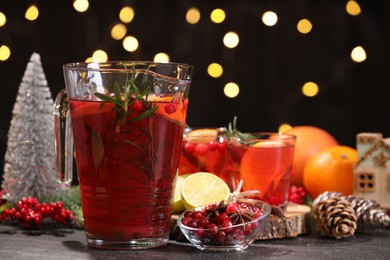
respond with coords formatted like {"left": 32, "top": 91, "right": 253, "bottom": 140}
{"left": 111, "top": 23, "right": 127, "bottom": 40}
{"left": 262, "top": 11, "right": 278, "bottom": 26}
{"left": 186, "top": 7, "right": 201, "bottom": 24}
{"left": 153, "top": 53, "right": 170, "bottom": 63}
{"left": 278, "top": 123, "right": 292, "bottom": 133}
{"left": 301, "top": 82, "right": 319, "bottom": 97}
{"left": 223, "top": 32, "right": 239, "bottom": 48}
{"left": 25, "top": 5, "right": 39, "bottom": 21}
{"left": 73, "top": 0, "right": 89, "bottom": 13}
{"left": 0, "top": 45, "right": 11, "bottom": 61}
{"left": 224, "top": 82, "right": 240, "bottom": 98}
{"left": 119, "top": 6, "right": 135, "bottom": 23}
{"left": 351, "top": 46, "right": 366, "bottom": 63}
{"left": 346, "top": 0, "right": 361, "bottom": 16}
{"left": 210, "top": 8, "right": 226, "bottom": 24}
{"left": 92, "top": 50, "right": 108, "bottom": 62}
{"left": 85, "top": 57, "right": 94, "bottom": 62}
{"left": 0, "top": 12, "right": 6, "bottom": 27}
{"left": 297, "top": 19, "right": 312, "bottom": 34}
{"left": 207, "top": 63, "right": 223, "bottom": 78}
{"left": 123, "top": 36, "right": 139, "bottom": 52}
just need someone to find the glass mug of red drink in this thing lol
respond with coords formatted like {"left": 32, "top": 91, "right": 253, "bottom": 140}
{"left": 55, "top": 62, "right": 193, "bottom": 249}
{"left": 178, "top": 128, "right": 239, "bottom": 191}
{"left": 229, "top": 133, "right": 296, "bottom": 209}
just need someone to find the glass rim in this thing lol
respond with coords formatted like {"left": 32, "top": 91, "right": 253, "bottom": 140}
{"left": 246, "top": 132, "right": 296, "bottom": 139}
{"left": 63, "top": 61, "right": 193, "bottom": 72}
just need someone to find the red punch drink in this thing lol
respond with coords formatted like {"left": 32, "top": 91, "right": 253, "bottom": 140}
{"left": 179, "top": 128, "right": 239, "bottom": 191}
{"left": 230, "top": 133, "right": 296, "bottom": 209}
{"left": 69, "top": 97, "right": 186, "bottom": 246}
{"left": 59, "top": 61, "right": 193, "bottom": 249}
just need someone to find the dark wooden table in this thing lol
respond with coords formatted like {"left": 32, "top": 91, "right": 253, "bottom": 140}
{"left": 1, "top": 222, "right": 389, "bottom": 260}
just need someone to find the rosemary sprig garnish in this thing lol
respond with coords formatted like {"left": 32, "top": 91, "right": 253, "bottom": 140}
{"left": 223, "top": 116, "right": 256, "bottom": 144}
{"left": 94, "top": 64, "right": 158, "bottom": 132}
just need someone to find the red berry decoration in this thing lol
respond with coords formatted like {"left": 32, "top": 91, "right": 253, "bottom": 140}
{"left": 164, "top": 104, "right": 177, "bottom": 114}
{"left": 180, "top": 200, "right": 265, "bottom": 246}
{"left": 0, "top": 196, "right": 75, "bottom": 229}
{"left": 130, "top": 100, "right": 144, "bottom": 112}
{"left": 288, "top": 185, "right": 307, "bottom": 204}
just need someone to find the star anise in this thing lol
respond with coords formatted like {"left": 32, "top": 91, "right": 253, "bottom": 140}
{"left": 229, "top": 207, "right": 257, "bottom": 225}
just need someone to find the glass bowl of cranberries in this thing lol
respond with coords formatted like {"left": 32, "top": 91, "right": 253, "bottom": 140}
{"left": 177, "top": 199, "right": 272, "bottom": 251}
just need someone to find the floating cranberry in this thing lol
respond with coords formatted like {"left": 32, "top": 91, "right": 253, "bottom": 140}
{"left": 130, "top": 100, "right": 144, "bottom": 112}
{"left": 184, "top": 142, "right": 196, "bottom": 153}
{"left": 217, "top": 143, "right": 226, "bottom": 153}
{"left": 164, "top": 104, "right": 177, "bottom": 114}
{"left": 195, "top": 143, "right": 208, "bottom": 155}
{"left": 208, "top": 142, "right": 217, "bottom": 151}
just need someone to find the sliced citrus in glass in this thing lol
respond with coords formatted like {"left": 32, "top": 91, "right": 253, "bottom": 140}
{"left": 181, "top": 172, "right": 230, "bottom": 209}
{"left": 186, "top": 128, "right": 218, "bottom": 143}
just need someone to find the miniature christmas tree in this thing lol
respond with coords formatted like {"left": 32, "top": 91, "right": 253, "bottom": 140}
{"left": 2, "top": 53, "right": 58, "bottom": 202}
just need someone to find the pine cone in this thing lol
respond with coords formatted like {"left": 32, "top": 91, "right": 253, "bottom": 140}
{"left": 342, "top": 195, "right": 390, "bottom": 230}
{"left": 314, "top": 197, "right": 357, "bottom": 239}
{"left": 312, "top": 191, "right": 342, "bottom": 208}
{"left": 314, "top": 192, "right": 390, "bottom": 231}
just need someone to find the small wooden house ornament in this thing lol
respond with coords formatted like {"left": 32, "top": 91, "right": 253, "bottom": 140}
{"left": 354, "top": 133, "right": 390, "bottom": 209}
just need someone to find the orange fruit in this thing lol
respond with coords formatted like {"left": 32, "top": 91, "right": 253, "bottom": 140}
{"left": 303, "top": 145, "right": 357, "bottom": 199}
{"left": 285, "top": 126, "right": 338, "bottom": 186}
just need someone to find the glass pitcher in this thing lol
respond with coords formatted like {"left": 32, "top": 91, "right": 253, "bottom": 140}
{"left": 54, "top": 61, "right": 193, "bottom": 249}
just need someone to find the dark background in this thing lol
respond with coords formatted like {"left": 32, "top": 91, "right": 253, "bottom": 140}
{"left": 0, "top": 0, "right": 389, "bottom": 183}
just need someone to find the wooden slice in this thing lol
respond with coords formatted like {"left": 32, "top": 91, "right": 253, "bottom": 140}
{"left": 256, "top": 202, "right": 311, "bottom": 240}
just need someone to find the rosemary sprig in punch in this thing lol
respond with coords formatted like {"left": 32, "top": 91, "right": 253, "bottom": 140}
{"left": 94, "top": 64, "right": 158, "bottom": 132}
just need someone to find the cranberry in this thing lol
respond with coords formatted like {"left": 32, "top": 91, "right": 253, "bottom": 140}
{"left": 198, "top": 217, "right": 210, "bottom": 228}
{"left": 217, "top": 143, "right": 226, "bottom": 153}
{"left": 187, "top": 219, "right": 198, "bottom": 228}
{"left": 164, "top": 104, "right": 177, "bottom": 114}
{"left": 231, "top": 227, "right": 245, "bottom": 239}
{"left": 206, "top": 223, "right": 218, "bottom": 235}
{"left": 195, "top": 143, "right": 208, "bottom": 154}
{"left": 216, "top": 230, "right": 226, "bottom": 243}
{"left": 184, "top": 142, "right": 196, "bottom": 153}
{"left": 0, "top": 196, "right": 75, "bottom": 229}
{"left": 192, "top": 211, "right": 205, "bottom": 218}
{"left": 184, "top": 211, "right": 193, "bottom": 217}
{"left": 181, "top": 201, "right": 266, "bottom": 246}
{"left": 130, "top": 100, "right": 144, "bottom": 111}
{"left": 226, "top": 202, "right": 239, "bottom": 214}
{"left": 220, "top": 219, "right": 233, "bottom": 232}
{"left": 216, "top": 212, "right": 229, "bottom": 223}
{"left": 208, "top": 142, "right": 217, "bottom": 151}
{"left": 194, "top": 229, "right": 204, "bottom": 237}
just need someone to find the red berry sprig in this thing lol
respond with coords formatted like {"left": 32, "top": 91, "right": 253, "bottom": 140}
{"left": 288, "top": 186, "right": 307, "bottom": 204}
{"left": 0, "top": 196, "right": 75, "bottom": 229}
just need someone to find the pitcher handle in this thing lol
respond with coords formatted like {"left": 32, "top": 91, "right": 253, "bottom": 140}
{"left": 53, "top": 88, "right": 73, "bottom": 185}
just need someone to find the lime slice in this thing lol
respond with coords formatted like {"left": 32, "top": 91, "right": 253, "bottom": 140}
{"left": 181, "top": 172, "right": 230, "bottom": 210}
{"left": 172, "top": 173, "right": 191, "bottom": 214}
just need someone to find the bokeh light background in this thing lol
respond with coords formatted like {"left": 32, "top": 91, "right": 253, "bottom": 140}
{"left": 0, "top": 0, "right": 389, "bottom": 179}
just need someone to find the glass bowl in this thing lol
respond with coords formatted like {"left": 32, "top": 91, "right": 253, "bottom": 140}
{"left": 177, "top": 200, "right": 272, "bottom": 252}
